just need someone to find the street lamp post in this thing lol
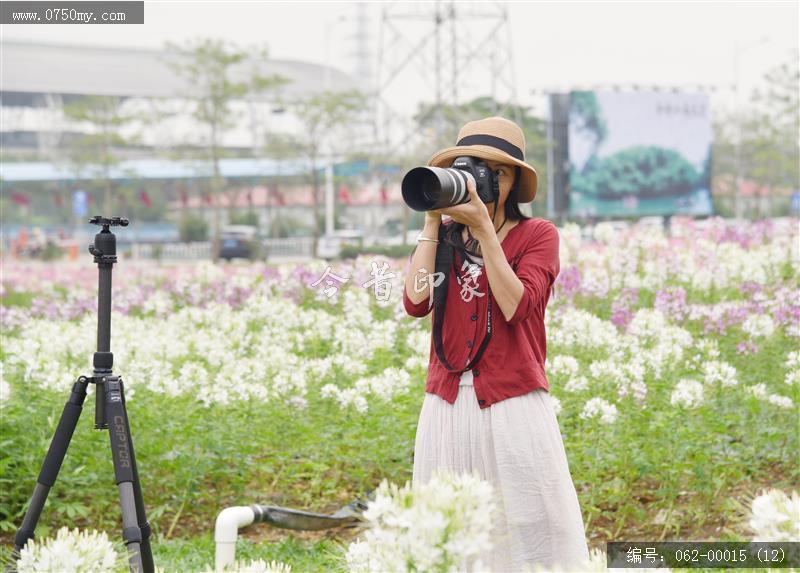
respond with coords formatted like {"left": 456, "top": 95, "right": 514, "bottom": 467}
{"left": 323, "top": 15, "right": 348, "bottom": 239}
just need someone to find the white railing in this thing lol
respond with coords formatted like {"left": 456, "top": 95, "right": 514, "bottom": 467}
{"left": 263, "top": 237, "right": 314, "bottom": 258}
{"left": 127, "top": 237, "right": 315, "bottom": 261}
{"left": 129, "top": 242, "right": 212, "bottom": 260}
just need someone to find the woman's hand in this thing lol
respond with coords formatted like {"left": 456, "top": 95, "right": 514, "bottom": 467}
{"left": 424, "top": 210, "right": 442, "bottom": 227}
{"left": 433, "top": 173, "right": 492, "bottom": 234}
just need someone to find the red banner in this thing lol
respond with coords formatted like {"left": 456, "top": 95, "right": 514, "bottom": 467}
{"left": 10, "top": 192, "right": 30, "bottom": 206}
{"left": 338, "top": 183, "right": 351, "bottom": 206}
{"left": 379, "top": 184, "right": 388, "bottom": 205}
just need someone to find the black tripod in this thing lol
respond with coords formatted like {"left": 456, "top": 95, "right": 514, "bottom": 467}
{"left": 11, "top": 216, "right": 155, "bottom": 573}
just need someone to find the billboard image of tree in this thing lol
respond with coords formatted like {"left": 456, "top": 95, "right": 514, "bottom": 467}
{"left": 568, "top": 91, "right": 713, "bottom": 217}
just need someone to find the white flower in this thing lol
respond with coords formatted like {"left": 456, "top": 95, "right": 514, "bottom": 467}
{"left": 742, "top": 314, "right": 776, "bottom": 338}
{"left": 580, "top": 397, "right": 618, "bottom": 424}
{"left": 346, "top": 471, "right": 497, "bottom": 573}
{"left": 747, "top": 383, "right": 768, "bottom": 397}
{"left": 785, "top": 350, "right": 800, "bottom": 371}
{"left": 702, "top": 360, "right": 738, "bottom": 387}
{"left": 550, "top": 309, "right": 619, "bottom": 351}
{"left": 592, "top": 221, "right": 617, "bottom": 245}
{"left": 564, "top": 376, "right": 589, "bottom": 393}
{"left": 670, "top": 379, "right": 704, "bottom": 409}
{"left": 697, "top": 338, "right": 721, "bottom": 359}
{"left": 0, "top": 370, "right": 10, "bottom": 407}
{"left": 549, "top": 355, "right": 581, "bottom": 379}
{"left": 627, "top": 309, "right": 669, "bottom": 341}
{"left": 16, "top": 527, "right": 121, "bottom": 573}
{"left": 767, "top": 394, "right": 794, "bottom": 409}
{"left": 404, "top": 355, "right": 428, "bottom": 371}
{"left": 550, "top": 395, "right": 562, "bottom": 416}
{"left": 749, "top": 489, "right": 800, "bottom": 541}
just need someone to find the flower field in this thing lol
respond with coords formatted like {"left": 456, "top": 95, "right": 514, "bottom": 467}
{"left": 1, "top": 216, "right": 798, "bottom": 571}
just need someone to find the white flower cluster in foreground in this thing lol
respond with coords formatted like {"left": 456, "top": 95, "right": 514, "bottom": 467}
{"left": 13, "top": 524, "right": 294, "bottom": 573}
{"left": 346, "top": 470, "right": 497, "bottom": 572}
{"left": 15, "top": 526, "right": 123, "bottom": 573}
{"left": 749, "top": 489, "right": 800, "bottom": 542}
{"left": 1, "top": 283, "right": 411, "bottom": 412}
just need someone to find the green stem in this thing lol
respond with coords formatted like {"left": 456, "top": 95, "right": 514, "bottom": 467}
{"left": 165, "top": 494, "right": 188, "bottom": 539}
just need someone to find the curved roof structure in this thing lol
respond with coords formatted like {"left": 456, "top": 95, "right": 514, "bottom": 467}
{"left": 1, "top": 40, "right": 358, "bottom": 100}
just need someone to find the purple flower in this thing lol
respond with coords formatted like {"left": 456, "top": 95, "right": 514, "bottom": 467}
{"left": 654, "top": 286, "right": 688, "bottom": 322}
{"left": 736, "top": 340, "right": 759, "bottom": 355}
{"left": 555, "top": 266, "right": 582, "bottom": 298}
{"left": 739, "top": 281, "right": 763, "bottom": 295}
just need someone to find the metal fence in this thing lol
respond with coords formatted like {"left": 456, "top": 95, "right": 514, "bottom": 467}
{"left": 126, "top": 237, "right": 315, "bottom": 261}
{"left": 128, "top": 242, "right": 211, "bottom": 260}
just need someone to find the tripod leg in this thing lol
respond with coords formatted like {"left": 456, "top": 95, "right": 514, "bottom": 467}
{"left": 118, "top": 378, "right": 155, "bottom": 573}
{"left": 104, "top": 377, "right": 154, "bottom": 573}
{"left": 12, "top": 377, "right": 89, "bottom": 555}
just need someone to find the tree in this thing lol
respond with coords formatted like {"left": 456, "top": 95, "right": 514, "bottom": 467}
{"left": 713, "top": 53, "right": 799, "bottom": 217}
{"left": 164, "top": 38, "right": 288, "bottom": 261}
{"left": 293, "top": 89, "right": 366, "bottom": 257}
{"left": 570, "top": 91, "right": 608, "bottom": 155}
{"left": 62, "top": 95, "right": 141, "bottom": 215}
{"left": 261, "top": 132, "right": 304, "bottom": 238}
{"left": 745, "top": 55, "right": 799, "bottom": 195}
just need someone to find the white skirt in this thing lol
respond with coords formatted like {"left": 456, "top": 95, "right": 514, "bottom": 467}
{"left": 412, "top": 369, "right": 590, "bottom": 572}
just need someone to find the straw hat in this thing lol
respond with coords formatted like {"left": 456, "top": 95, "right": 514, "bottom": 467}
{"left": 427, "top": 116, "right": 538, "bottom": 203}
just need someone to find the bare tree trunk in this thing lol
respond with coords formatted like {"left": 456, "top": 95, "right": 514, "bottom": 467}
{"left": 211, "top": 122, "right": 221, "bottom": 263}
{"left": 212, "top": 165, "right": 221, "bottom": 263}
{"left": 311, "top": 153, "right": 320, "bottom": 259}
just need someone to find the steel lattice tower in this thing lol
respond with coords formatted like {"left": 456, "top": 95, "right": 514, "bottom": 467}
{"left": 374, "top": 1, "right": 519, "bottom": 156}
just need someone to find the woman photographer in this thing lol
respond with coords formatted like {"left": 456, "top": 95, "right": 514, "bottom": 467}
{"left": 403, "top": 116, "right": 590, "bottom": 571}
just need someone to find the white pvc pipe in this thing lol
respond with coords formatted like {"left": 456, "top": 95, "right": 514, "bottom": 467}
{"left": 214, "top": 506, "right": 255, "bottom": 572}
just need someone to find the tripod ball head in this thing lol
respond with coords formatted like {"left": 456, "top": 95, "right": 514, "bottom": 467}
{"left": 87, "top": 215, "right": 127, "bottom": 264}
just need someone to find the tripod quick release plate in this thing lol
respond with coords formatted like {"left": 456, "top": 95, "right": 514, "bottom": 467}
{"left": 89, "top": 216, "right": 129, "bottom": 227}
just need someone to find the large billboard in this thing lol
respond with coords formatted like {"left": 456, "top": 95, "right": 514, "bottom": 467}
{"left": 567, "top": 91, "right": 713, "bottom": 218}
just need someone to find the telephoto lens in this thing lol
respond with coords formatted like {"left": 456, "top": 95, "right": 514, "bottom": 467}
{"left": 401, "top": 166, "right": 471, "bottom": 211}
{"left": 401, "top": 156, "right": 495, "bottom": 211}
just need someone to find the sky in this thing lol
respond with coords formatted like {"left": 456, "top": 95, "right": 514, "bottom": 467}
{"left": 2, "top": 0, "right": 798, "bottom": 120}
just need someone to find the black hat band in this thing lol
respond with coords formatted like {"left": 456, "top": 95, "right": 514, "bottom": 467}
{"left": 456, "top": 134, "right": 524, "bottom": 161}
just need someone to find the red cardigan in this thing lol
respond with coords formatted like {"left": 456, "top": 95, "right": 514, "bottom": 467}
{"left": 403, "top": 217, "right": 560, "bottom": 409}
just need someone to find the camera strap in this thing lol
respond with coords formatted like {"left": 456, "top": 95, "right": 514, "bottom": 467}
{"left": 432, "top": 225, "right": 493, "bottom": 374}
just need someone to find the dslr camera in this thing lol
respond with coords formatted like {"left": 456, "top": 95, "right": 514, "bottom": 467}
{"left": 401, "top": 156, "right": 499, "bottom": 211}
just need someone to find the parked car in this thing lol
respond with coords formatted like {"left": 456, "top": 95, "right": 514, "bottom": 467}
{"left": 218, "top": 225, "right": 260, "bottom": 261}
